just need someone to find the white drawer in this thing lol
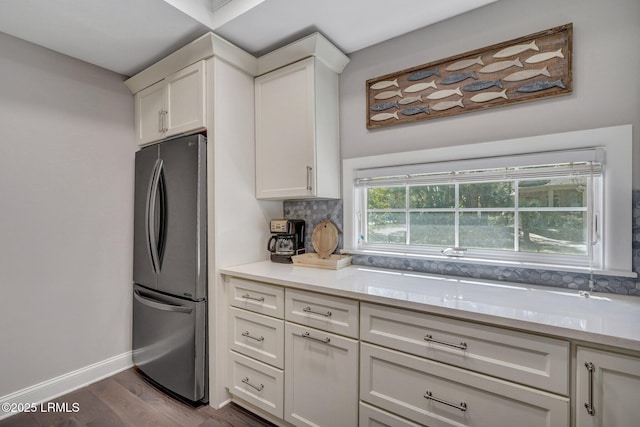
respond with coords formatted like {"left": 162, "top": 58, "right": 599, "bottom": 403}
{"left": 359, "top": 402, "right": 423, "bottom": 427}
{"left": 285, "top": 288, "right": 359, "bottom": 338}
{"left": 361, "top": 343, "right": 569, "bottom": 427}
{"left": 229, "top": 307, "right": 284, "bottom": 369}
{"left": 229, "top": 277, "right": 284, "bottom": 318}
{"left": 361, "top": 302, "right": 569, "bottom": 395}
{"left": 228, "top": 350, "right": 283, "bottom": 419}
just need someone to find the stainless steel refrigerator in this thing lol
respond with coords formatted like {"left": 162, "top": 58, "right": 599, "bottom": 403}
{"left": 132, "top": 133, "right": 208, "bottom": 403}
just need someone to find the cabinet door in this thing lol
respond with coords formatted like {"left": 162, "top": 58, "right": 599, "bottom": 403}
{"left": 284, "top": 322, "right": 358, "bottom": 427}
{"left": 228, "top": 350, "right": 284, "bottom": 419}
{"left": 228, "top": 277, "right": 285, "bottom": 319}
{"left": 165, "top": 61, "right": 206, "bottom": 138}
{"left": 229, "top": 307, "right": 284, "bottom": 369}
{"left": 576, "top": 347, "right": 640, "bottom": 427}
{"left": 135, "top": 80, "right": 165, "bottom": 145}
{"left": 255, "top": 57, "right": 315, "bottom": 199}
{"left": 360, "top": 302, "right": 569, "bottom": 394}
{"left": 360, "top": 402, "right": 424, "bottom": 427}
{"left": 361, "top": 343, "right": 569, "bottom": 427}
{"left": 285, "top": 288, "right": 359, "bottom": 338}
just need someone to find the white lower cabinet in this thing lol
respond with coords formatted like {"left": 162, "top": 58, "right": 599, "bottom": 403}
{"left": 361, "top": 302, "right": 569, "bottom": 395}
{"left": 227, "top": 278, "right": 285, "bottom": 419}
{"left": 229, "top": 307, "right": 284, "bottom": 369}
{"left": 360, "top": 402, "right": 423, "bottom": 427}
{"left": 223, "top": 277, "right": 640, "bottom": 427}
{"left": 229, "top": 351, "right": 284, "bottom": 418}
{"left": 284, "top": 322, "right": 359, "bottom": 427}
{"left": 576, "top": 347, "right": 640, "bottom": 427}
{"left": 229, "top": 277, "right": 285, "bottom": 318}
{"left": 285, "top": 288, "right": 359, "bottom": 338}
{"left": 361, "top": 343, "right": 569, "bottom": 427}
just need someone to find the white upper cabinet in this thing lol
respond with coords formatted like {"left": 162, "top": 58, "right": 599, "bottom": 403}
{"left": 165, "top": 62, "right": 206, "bottom": 137}
{"left": 135, "top": 80, "right": 165, "bottom": 144}
{"left": 255, "top": 33, "right": 349, "bottom": 200}
{"left": 135, "top": 61, "right": 205, "bottom": 146}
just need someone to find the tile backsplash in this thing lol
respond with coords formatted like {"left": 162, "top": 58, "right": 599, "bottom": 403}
{"left": 284, "top": 199, "right": 344, "bottom": 253}
{"left": 285, "top": 190, "right": 640, "bottom": 296}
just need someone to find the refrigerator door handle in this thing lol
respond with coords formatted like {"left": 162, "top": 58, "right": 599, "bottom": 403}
{"left": 147, "top": 159, "right": 164, "bottom": 274}
{"left": 134, "top": 290, "right": 193, "bottom": 314}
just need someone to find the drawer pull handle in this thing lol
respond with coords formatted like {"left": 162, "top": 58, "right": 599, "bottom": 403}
{"left": 584, "top": 362, "right": 596, "bottom": 416}
{"left": 303, "top": 306, "right": 332, "bottom": 317}
{"left": 242, "top": 294, "right": 265, "bottom": 303}
{"left": 424, "top": 391, "right": 468, "bottom": 412}
{"left": 241, "top": 331, "right": 265, "bottom": 342}
{"left": 241, "top": 377, "right": 264, "bottom": 392}
{"left": 301, "top": 331, "right": 331, "bottom": 344}
{"left": 424, "top": 334, "right": 468, "bottom": 350}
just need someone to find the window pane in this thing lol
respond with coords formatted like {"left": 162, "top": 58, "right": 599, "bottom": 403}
{"left": 519, "top": 178, "right": 587, "bottom": 208}
{"left": 459, "top": 182, "right": 514, "bottom": 208}
{"left": 519, "top": 211, "right": 587, "bottom": 255}
{"left": 409, "top": 212, "right": 455, "bottom": 246}
{"left": 409, "top": 185, "right": 455, "bottom": 209}
{"left": 367, "top": 187, "right": 406, "bottom": 209}
{"left": 367, "top": 212, "right": 406, "bottom": 244}
{"left": 459, "top": 212, "right": 514, "bottom": 250}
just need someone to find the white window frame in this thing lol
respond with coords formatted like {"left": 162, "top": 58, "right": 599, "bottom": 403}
{"left": 342, "top": 125, "right": 635, "bottom": 277}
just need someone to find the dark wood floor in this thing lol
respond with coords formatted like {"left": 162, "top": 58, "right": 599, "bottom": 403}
{"left": 0, "top": 368, "right": 276, "bottom": 427}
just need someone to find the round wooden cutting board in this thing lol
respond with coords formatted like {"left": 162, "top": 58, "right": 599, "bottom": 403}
{"left": 311, "top": 220, "right": 339, "bottom": 259}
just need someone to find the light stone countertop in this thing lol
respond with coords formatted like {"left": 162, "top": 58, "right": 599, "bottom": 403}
{"left": 220, "top": 261, "right": 640, "bottom": 353}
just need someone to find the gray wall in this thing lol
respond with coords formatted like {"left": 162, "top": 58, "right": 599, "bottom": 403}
{"left": 0, "top": 32, "right": 135, "bottom": 396}
{"left": 340, "top": 0, "right": 640, "bottom": 188}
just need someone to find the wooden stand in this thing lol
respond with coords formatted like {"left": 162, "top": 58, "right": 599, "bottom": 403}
{"left": 292, "top": 253, "right": 352, "bottom": 270}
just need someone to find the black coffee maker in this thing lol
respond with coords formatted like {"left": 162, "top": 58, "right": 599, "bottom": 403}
{"left": 268, "top": 219, "right": 305, "bottom": 263}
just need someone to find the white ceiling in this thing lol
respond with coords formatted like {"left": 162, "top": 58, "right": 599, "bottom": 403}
{"left": 0, "top": 0, "right": 498, "bottom": 77}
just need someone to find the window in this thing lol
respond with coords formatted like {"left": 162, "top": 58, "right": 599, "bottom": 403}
{"left": 356, "top": 151, "right": 602, "bottom": 268}
{"left": 342, "top": 126, "right": 634, "bottom": 276}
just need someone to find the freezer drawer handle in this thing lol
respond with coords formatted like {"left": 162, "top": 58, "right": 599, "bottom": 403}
{"left": 242, "top": 377, "right": 264, "bottom": 392}
{"left": 241, "top": 294, "right": 265, "bottom": 303}
{"left": 584, "top": 362, "right": 596, "bottom": 416}
{"left": 301, "top": 331, "right": 331, "bottom": 344}
{"left": 134, "top": 290, "right": 193, "bottom": 314}
{"left": 302, "top": 306, "right": 332, "bottom": 317}
{"left": 242, "top": 331, "right": 265, "bottom": 342}
{"left": 424, "top": 391, "right": 468, "bottom": 412}
{"left": 424, "top": 334, "right": 468, "bottom": 350}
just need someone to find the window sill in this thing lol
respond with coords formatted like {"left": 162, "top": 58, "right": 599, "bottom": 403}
{"left": 342, "top": 248, "right": 638, "bottom": 279}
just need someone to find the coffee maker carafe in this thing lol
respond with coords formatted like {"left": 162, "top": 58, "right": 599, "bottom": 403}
{"left": 268, "top": 219, "right": 305, "bottom": 263}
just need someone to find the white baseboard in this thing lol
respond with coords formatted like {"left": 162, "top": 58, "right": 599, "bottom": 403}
{"left": 0, "top": 351, "right": 132, "bottom": 421}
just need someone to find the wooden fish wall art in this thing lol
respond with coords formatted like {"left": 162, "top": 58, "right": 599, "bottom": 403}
{"left": 366, "top": 24, "right": 572, "bottom": 129}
